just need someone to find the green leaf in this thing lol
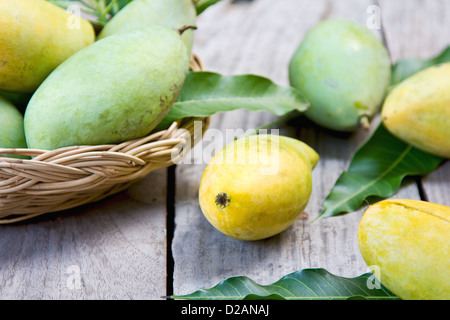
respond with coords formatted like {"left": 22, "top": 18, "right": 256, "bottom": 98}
{"left": 193, "top": 0, "right": 223, "bottom": 15}
{"left": 156, "top": 71, "right": 309, "bottom": 129}
{"left": 391, "top": 46, "right": 450, "bottom": 86}
{"left": 171, "top": 268, "right": 399, "bottom": 300}
{"left": 317, "top": 123, "right": 444, "bottom": 220}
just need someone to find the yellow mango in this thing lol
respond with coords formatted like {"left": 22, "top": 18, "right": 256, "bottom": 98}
{"left": 358, "top": 199, "right": 450, "bottom": 300}
{"left": 0, "top": 0, "right": 95, "bottom": 93}
{"left": 199, "top": 134, "right": 319, "bottom": 241}
{"left": 382, "top": 63, "right": 450, "bottom": 158}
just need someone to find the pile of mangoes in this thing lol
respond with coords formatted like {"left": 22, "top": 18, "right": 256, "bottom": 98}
{"left": 0, "top": 0, "right": 196, "bottom": 151}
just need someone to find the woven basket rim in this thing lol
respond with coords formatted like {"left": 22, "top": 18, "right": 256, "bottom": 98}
{"left": 0, "top": 55, "right": 208, "bottom": 224}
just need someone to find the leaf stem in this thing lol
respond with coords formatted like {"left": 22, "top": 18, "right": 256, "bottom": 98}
{"left": 178, "top": 25, "right": 198, "bottom": 35}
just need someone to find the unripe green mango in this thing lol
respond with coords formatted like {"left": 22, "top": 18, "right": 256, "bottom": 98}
{"left": 289, "top": 19, "right": 391, "bottom": 132}
{"left": 24, "top": 26, "right": 189, "bottom": 150}
{"left": 382, "top": 63, "right": 450, "bottom": 158}
{"left": 0, "top": 0, "right": 95, "bottom": 93}
{"left": 98, "top": 0, "right": 197, "bottom": 56}
{"left": 0, "top": 95, "right": 27, "bottom": 158}
{"left": 358, "top": 199, "right": 450, "bottom": 300}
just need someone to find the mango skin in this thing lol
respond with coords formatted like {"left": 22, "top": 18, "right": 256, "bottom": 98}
{"left": 382, "top": 63, "right": 450, "bottom": 159}
{"left": 358, "top": 199, "right": 450, "bottom": 300}
{"left": 199, "top": 135, "right": 319, "bottom": 241}
{"left": 0, "top": 95, "right": 27, "bottom": 158}
{"left": 98, "top": 0, "right": 196, "bottom": 56}
{"left": 24, "top": 26, "right": 189, "bottom": 150}
{"left": 0, "top": 0, "right": 95, "bottom": 93}
{"left": 289, "top": 19, "right": 391, "bottom": 132}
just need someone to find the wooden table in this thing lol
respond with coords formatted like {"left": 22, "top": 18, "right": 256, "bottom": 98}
{"left": 1, "top": 0, "right": 449, "bottom": 300}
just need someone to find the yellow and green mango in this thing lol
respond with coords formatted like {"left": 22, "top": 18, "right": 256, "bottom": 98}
{"left": 24, "top": 26, "right": 190, "bottom": 150}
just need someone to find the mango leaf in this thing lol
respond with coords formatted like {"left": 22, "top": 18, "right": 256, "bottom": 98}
{"left": 193, "top": 0, "right": 223, "bottom": 15}
{"left": 391, "top": 46, "right": 450, "bottom": 86}
{"left": 156, "top": 71, "right": 309, "bottom": 129}
{"left": 317, "top": 124, "right": 444, "bottom": 220}
{"left": 171, "top": 268, "right": 399, "bottom": 300}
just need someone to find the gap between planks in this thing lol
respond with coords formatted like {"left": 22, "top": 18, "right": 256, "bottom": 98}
{"left": 165, "top": 165, "right": 176, "bottom": 297}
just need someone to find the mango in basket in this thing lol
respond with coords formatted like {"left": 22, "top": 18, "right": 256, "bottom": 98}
{"left": 358, "top": 199, "right": 450, "bottom": 300}
{"left": 199, "top": 134, "right": 319, "bottom": 241}
{"left": 289, "top": 19, "right": 391, "bottom": 132}
{"left": 382, "top": 63, "right": 450, "bottom": 159}
{"left": 24, "top": 26, "right": 190, "bottom": 150}
{"left": 98, "top": 0, "right": 197, "bottom": 57}
{"left": 0, "top": 0, "right": 95, "bottom": 93}
{"left": 0, "top": 95, "right": 27, "bottom": 158}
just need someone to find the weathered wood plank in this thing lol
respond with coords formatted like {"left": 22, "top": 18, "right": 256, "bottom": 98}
{"left": 0, "top": 170, "right": 168, "bottom": 299}
{"left": 172, "top": 0, "right": 422, "bottom": 296}
{"left": 379, "top": 0, "right": 450, "bottom": 207}
{"left": 379, "top": 0, "right": 450, "bottom": 62}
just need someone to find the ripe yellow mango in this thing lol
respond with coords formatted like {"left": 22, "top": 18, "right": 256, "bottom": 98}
{"left": 0, "top": 0, "right": 95, "bottom": 93}
{"left": 358, "top": 199, "right": 450, "bottom": 300}
{"left": 199, "top": 134, "right": 319, "bottom": 241}
{"left": 382, "top": 63, "right": 450, "bottom": 158}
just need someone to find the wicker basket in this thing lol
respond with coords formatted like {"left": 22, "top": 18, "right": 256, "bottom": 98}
{"left": 0, "top": 56, "right": 209, "bottom": 224}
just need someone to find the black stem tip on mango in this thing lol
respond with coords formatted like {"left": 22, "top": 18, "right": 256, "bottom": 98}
{"left": 215, "top": 192, "right": 231, "bottom": 210}
{"left": 178, "top": 25, "right": 198, "bottom": 35}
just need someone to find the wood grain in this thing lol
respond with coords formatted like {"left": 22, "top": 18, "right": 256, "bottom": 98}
{"left": 0, "top": 170, "right": 168, "bottom": 299}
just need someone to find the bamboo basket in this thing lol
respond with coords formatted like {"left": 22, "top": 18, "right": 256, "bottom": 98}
{"left": 0, "top": 56, "right": 209, "bottom": 224}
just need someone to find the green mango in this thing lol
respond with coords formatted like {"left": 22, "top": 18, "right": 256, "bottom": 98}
{"left": 98, "top": 0, "right": 197, "bottom": 56}
{"left": 289, "top": 19, "right": 391, "bottom": 132}
{"left": 24, "top": 26, "right": 190, "bottom": 150}
{"left": 0, "top": 0, "right": 95, "bottom": 93}
{"left": 0, "top": 95, "right": 27, "bottom": 158}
